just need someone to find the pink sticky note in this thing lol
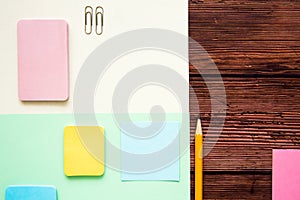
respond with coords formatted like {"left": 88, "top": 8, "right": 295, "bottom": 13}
{"left": 273, "top": 149, "right": 300, "bottom": 200}
{"left": 17, "top": 20, "right": 69, "bottom": 101}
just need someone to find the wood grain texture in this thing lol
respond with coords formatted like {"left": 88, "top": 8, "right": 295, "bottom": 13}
{"left": 191, "top": 173, "right": 272, "bottom": 200}
{"left": 189, "top": 0, "right": 300, "bottom": 77}
{"left": 189, "top": 0, "right": 300, "bottom": 199}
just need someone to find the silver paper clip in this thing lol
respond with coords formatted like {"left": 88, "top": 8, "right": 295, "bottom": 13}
{"left": 84, "top": 6, "right": 93, "bottom": 35}
{"left": 95, "top": 6, "right": 104, "bottom": 35}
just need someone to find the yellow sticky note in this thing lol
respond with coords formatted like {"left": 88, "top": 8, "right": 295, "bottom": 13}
{"left": 64, "top": 126, "right": 105, "bottom": 176}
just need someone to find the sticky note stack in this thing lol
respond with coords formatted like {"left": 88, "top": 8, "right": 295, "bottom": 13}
{"left": 17, "top": 20, "right": 69, "bottom": 101}
{"left": 5, "top": 186, "right": 57, "bottom": 200}
{"left": 64, "top": 126, "right": 105, "bottom": 176}
{"left": 273, "top": 149, "right": 300, "bottom": 200}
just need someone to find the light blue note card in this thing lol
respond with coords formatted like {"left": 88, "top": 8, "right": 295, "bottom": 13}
{"left": 121, "top": 121, "right": 180, "bottom": 181}
{"left": 5, "top": 186, "right": 57, "bottom": 200}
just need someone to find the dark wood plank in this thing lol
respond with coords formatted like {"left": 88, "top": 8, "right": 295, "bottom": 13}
{"left": 192, "top": 173, "right": 272, "bottom": 200}
{"left": 189, "top": 0, "right": 300, "bottom": 76}
{"left": 189, "top": 52, "right": 300, "bottom": 76}
{"left": 189, "top": 1, "right": 300, "bottom": 41}
{"left": 189, "top": 77, "right": 300, "bottom": 113}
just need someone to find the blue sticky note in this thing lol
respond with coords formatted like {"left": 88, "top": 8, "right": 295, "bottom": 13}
{"left": 121, "top": 121, "right": 180, "bottom": 181}
{"left": 5, "top": 186, "right": 57, "bottom": 200}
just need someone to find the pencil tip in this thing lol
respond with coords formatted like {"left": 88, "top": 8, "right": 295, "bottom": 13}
{"left": 196, "top": 115, "right": 202, "bottom": 135}
{"left": 197, "top": 113, "right": 201, "bottom": 120}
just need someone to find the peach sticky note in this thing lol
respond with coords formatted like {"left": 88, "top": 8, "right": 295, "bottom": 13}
{"left": 64, "top": 126, "right": 105, "bottom": 176}
{"left": 17, "top": 20, "right": 69, "bottom": 101}
{"left": 273, "top": 149, "right": 300, "bottom": 200}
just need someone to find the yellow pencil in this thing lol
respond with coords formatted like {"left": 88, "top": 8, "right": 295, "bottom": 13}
{"left": 195, "top": 117, "right": 203, "bottom": 200}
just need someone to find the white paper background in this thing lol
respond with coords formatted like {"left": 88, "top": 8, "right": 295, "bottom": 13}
{"left": 0, "top": 0, "right": 188, "bottom": 114}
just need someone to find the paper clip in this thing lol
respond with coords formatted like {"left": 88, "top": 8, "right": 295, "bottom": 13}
{"left": 84, "top": 6, "right": 93, "bottom": 35}
{"left": 95, "top": 6, "right": 104, "bottom": 35}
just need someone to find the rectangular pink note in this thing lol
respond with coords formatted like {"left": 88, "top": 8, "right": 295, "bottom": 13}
{"left": 273, "top": 149, "right": 300, "bottom": 200}
{"left": 17, "top": 20, "right": 69, "bottom": 101}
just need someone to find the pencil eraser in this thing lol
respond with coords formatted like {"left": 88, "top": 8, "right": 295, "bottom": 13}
{"left": 17, "top": 19, "right": 69, "bottom": 101}
{"left": 64, "top": 126, "right": 105, "bottom": 176}
{"left": 5, "top": 185, "right": 57, "bottom": 200}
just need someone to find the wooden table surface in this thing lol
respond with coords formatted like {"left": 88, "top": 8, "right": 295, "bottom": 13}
{"left": 189, "top": 1, "right": 300, "bottom": 199}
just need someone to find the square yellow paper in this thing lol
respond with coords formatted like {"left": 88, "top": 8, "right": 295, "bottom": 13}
{"left": 64, "top": 126, "right": 105, "bottom": 176}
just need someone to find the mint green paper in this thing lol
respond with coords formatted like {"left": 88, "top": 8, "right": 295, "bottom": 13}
{"left": 0, "top": 114, "right": 190, "bottom": 200}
